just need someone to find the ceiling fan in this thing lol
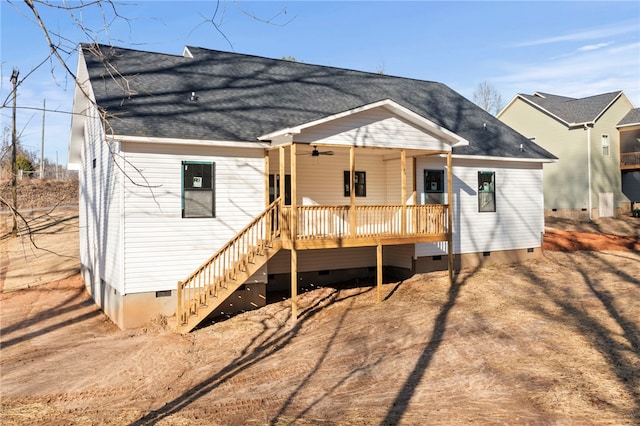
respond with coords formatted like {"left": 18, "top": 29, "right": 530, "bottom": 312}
{"left": 299, "top": 146, "right": 334, "bottom": 157}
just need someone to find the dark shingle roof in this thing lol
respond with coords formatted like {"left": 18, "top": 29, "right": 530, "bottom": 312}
{"left": 618, "top": 108, "right": 640, "bottom": 127}
{"left": 519, "top": 91, "right": 622, "bottom": 125}
{"left": 82, "top": 43, "right": 555, "bottom": 160}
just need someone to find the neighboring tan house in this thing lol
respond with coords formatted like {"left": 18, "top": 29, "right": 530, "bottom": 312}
{"left": 498, "top": 91, "right": 635, "bottom": 219}
{"left": 617, "top": 108, "right": 640, "bottom": 206}
{"left": 68, "top": 44, "right": 556, "bottom": 332}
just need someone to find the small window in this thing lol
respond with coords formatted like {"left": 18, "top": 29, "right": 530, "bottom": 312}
{"left": 478, "top": 171, "right": 495, "bottom": 212}
{"left": 182, "top": 161, "right": 215, "bottom": 218}
{"left": 424, "top": 169, "right": 444, "bottom": 204}
{"left": 344, "top": 171, "right": 366, "bottom": 197}
{"left": 269, "top": 174, "right": 291, "bottom": 205}
{"left": 601, "top": 134, "right": 609, "bottom": 157}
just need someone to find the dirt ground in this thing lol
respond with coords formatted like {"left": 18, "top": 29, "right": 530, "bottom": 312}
{"left": 1, "top": 211, "right": 639, "bottom": 425}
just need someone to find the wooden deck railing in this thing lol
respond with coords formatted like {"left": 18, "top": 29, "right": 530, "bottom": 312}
{"left": 177, "top": 199, "right": 281, "bottom": 327}
{"left": 286, "top": 204, "right": 448, "bottom": 240}
{"left": 621, "top": 152, "right": 640, "bottom": 170}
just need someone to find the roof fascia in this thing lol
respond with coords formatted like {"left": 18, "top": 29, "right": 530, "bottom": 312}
{"left": 109, "top": 135, "right": 271, "bottom": 149}
{"left": 258, "top": 99, "right": 469, "bottom": 147}
{"left": 68, "top": 49, "right": 94, "bottom": 169}
{"left": 452, "top": 154, "right": 558, "bottom": 164}
{"left": 496, "top": 94, "right": 520, "bottom": 118}
{"left": 516, "top": 95, "right": 573, "bottom": 127}
{"left": 617, "top": 122, "right": 640, "bottom": 130}
{"left": 592, "top": 91, "right": 623, "bottom": 123}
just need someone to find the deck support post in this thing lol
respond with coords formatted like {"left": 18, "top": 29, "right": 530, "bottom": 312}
{"left": 377, "top": 244, "right": 383, "bottom": 302}
{"left": 349, "top": 146, "right": 356, "bottom": 236}
{"left": 291, "top": 247, "right": 298, "bottom": 321}
{"left": 177, "top": 281, "right": 183, "bottom": 326}
{"left": 447, "top": 151, "right": 454, "bottom": 285}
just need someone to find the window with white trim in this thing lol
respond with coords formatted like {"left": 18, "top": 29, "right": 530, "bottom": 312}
{"left": 601, "top": 134, "right": 610, "bottom": 156}
{"left": 344, "top": 171, "right": 366, "bottom": 197}
{"left": 424, "top": 169, "right": 444, "bottom": 204}
{"left": 478, "top": 171, "right": 496, "bottom": 212}
{"left": 182, "top": 161, "right": 215, "bottom": 218}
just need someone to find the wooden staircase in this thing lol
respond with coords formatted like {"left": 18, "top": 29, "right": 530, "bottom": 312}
{"left": 174, "top": 200, "right": 282, "bottom": 333}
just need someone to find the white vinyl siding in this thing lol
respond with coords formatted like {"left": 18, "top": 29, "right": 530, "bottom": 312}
{"left": 294, "top": 150, "right": 389, "bottom": 206}
{"left": 295, "top": 107, "right": 451, "bottom": 151}
{"left": 120, "top": 143, "right": 265, "bottom": 294}
{"left": 79, "top": 102, "right": 124, "bottom": 294}
{"left": 416, "top": 157, "right": 544, "bottom": 257}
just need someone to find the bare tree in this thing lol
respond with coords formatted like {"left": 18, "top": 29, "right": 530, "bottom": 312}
{"left": 2, "top": 1, "right": 292, "bottom": 240}
{"left": 473, "top": 81, "right": 504, "bottom": 116}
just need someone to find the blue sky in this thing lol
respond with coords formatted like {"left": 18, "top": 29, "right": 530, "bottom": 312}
{"left": 1, "top": 1, "right": 638, "bottom": 167}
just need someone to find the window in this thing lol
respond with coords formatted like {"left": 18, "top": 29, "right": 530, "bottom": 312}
{"left": 344, "top": 171, "right": 366, "bottom": 197}
{"left": 424, "top": 169, "right": 445, "bottom": 204}
{"left": 269, "top": 174, "right": 291, "bottom": 205}
{"left": 182, "top": 161, "right": 215, "bottom": 218}
{"left": 478, "top": 171, "right": 495, "bottom": 212}
{"left": 601, "top": 134, "right": 610, "bottom": 156}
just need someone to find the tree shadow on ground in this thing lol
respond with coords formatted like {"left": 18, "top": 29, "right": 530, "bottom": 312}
{"left": 518, "top": 250, "right": 640, "bottom": 422}
{"left": 130, "top": 285, "right": 374, "bottom": 425}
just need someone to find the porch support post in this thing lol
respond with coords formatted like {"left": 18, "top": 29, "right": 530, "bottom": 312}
{"left": 377, "top": 243, "right": 383, "bottom": 302}
{"left": 413, "top": 156, "right": 418, "bottom": 233}
{"left": 290, "top": 143, "right": 297, "bottom": 243}
{"left": 447, "top": 151, "right": 454, "bottom": 284}
{"left": 264, "top": 150, "right": 270, "bottom": 208}
{"left": 401, "top": 149, "right": 407, "bottom": 235}
{"left": 412, "top": 157, "right": 417, "bottom": 205}
{"left": 349, "top": 145, "right": 356, "bottom": 237}
{"left": 279, "top": 146, "right": 286, "bottom": 240}
{"left": 291, "top": 247, "right": 298, "bottom": 321}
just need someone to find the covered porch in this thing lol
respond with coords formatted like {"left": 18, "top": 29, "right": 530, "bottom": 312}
{"left": 264, "top": 141, "right": 455, "bottom": 317}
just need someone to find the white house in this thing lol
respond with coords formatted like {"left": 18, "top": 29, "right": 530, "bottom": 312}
{"left": 68, "top": 44, "right": 556, "bottom": 332}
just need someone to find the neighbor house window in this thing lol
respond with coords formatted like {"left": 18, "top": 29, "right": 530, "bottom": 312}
{"left": 424, "top": 169, "right": 445, "bottom": 204}
{"left": 182, "top": 161, "right": 215, "bottom": 218}
{"left": 478, "top": 171, "right": 495, "bottom": 212}
{"left": 601, "top": 134, "right": 610, "bottom": 156}
{"left": 344, "top": 171, "right": 366, "bottom": 197}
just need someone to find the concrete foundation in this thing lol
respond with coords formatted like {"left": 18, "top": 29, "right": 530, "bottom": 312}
{"left": 82, "top": 266, "right": 267, "bottom": 329}
{"left": 414, "top": 247, "right": 543, "bottom": 273}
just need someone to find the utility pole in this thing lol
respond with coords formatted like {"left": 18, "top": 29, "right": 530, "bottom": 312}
{"left": 40, "top": 99, "right": 45, "bottom": 179}
{"left": 10, "top": 68, "right": 19, "bottom": 237}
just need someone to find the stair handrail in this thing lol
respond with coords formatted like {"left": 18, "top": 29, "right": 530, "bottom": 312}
{"left": 177, "top": 198, "right": 281, "bottom": 325}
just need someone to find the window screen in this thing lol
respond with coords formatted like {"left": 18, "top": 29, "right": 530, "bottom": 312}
{"left": 424, "top": 169, "right": 444, "bottom": 204}
{"left": 478, "top": 171, "right": 495, "bottom": 212}
{"left": 182, "top": 162, "right": 215, "bottom": 218}
{"left": 344, "top": 171, "right": 366, "bottom": 197}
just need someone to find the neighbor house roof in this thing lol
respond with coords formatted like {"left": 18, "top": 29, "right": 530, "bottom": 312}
{"left": 515, "top": 91, "right": 622, "bottom": 127}
{"left": 618, "top": 108, "right": 640, "bottom": 128}
{"left": 79, "top": 43, "right": 556, "bottom": 161}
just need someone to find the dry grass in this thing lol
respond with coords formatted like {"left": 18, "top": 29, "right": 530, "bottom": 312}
{"left": 1, "top": 248, "right": 639, "bottom": 424}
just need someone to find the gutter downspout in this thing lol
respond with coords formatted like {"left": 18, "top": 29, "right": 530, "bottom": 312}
{"left": 585, "top": 123, "right": 594, "bottom": 221}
